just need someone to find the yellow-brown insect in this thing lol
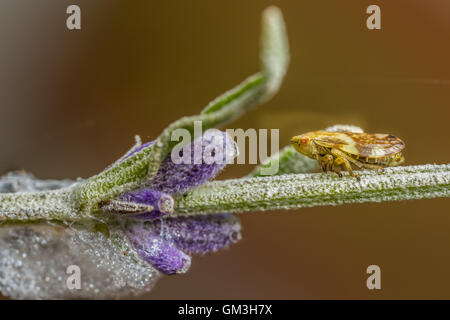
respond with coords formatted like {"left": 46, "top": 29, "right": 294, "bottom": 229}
{"left": 291, "top": 131, "right": 405, "bottom": 180}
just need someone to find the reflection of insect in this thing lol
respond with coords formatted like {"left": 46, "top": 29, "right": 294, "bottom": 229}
{"left": 291, "top": 131, "right": 405, "bottom": 180}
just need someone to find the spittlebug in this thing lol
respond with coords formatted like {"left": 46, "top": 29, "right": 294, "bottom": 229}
{"left": 291, "top": 130, "right": 405, "bottom": 180}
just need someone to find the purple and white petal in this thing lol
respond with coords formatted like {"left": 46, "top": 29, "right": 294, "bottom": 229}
{"left": 102, "top": 189, "right": 174, "bottom": 220}
{"left": 148, "top": 130, "right": 237, "bottom": 194}
{"left": 151, "top": 213, "right": 242, "bottom": 254}
{"left": 124, "top": 222, "right": 191, "bottom": 275}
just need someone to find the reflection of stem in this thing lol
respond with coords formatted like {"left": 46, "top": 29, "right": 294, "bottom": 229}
{"left": 175, "top": 164, "right": 450, "bottom": 215}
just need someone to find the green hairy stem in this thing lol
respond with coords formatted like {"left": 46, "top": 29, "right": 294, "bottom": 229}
{"left": 176, "top": 164, "right": 450, "bottom": 215}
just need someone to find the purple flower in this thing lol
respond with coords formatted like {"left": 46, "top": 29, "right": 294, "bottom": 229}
{"left": 125, "top": 224, "right": 191, "bottom": 275}
{"left": 102, "top": 189, "right": 174, "bottom": 220}
{"left": 104, "top": 130, "right": 241, "bottom": 275}
{"left": 149, "top": 213, "right": 242, "bottom": 254}
{"left": 103, "top": 130, "right": 236, "bottom": 219}
{"left": 148, "top": 129, "right": 236, "bottom": 194}
{"left": 123, "top": 213, "right": 241, "bottom": 274}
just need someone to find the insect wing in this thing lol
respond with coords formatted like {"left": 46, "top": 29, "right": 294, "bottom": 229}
{"left": 342, "top": 133, "right": 405, "bottom": 158}
{"left": 313, "top": 132, "right": 356, "bottom": 150}
{"left": 313, "top": 131, "right": 405, "bottom": 159}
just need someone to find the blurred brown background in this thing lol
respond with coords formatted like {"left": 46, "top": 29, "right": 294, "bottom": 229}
{"left": 1, "top": 0, "right": 449, "bottom": 299}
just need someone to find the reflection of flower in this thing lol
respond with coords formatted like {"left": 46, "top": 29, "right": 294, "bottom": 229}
{"left": 124, "top": 214, "right": 241, "bottom": 274}
{"left": 102, "top": 131, "right": 241, "bottom": 274}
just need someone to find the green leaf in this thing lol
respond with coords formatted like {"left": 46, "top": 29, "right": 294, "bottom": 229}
{"left": 260, "top": 6, "right": 290, "bottom": 100}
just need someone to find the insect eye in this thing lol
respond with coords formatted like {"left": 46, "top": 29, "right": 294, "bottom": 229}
{"left": 299, "top": 136, "right": 310, "bottom": 146}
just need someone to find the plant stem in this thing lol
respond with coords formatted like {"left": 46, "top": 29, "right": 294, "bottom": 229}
{"left": 175, "top": 164, "right": 450, "bottom": 215}
{"left": 0, "top": 187, "right": 79, "bottom": 222}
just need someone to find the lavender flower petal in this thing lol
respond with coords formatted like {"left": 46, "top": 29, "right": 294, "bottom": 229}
{"left": 108, "top": 131, "right": 235, "bottom": 218}
{"left": 125, "top": 223, "right": 191, "bottom": 275}
{"left": 101, "top": 189, "right": 174, "bottom": 220}
{"left": 148, "top": 130, "right": 237, "bottom": 194}
{"left": 123, "top": 213, "right": 240, "bottom": 273}
{"left": 151, "top": 213, "right": 242, "bottom": 254}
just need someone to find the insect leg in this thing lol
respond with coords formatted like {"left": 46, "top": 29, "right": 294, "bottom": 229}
{"left": 331, "top": 161, "right": 343, "bottom": 177}
{"left": 330, "top": 148, "right": 363, "bottom": 169}
{"left": 318, "top": 154, "right": 333, "bottom": 173}
{"left": 333, "top": 155, "right": 360, "bottom": 180}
